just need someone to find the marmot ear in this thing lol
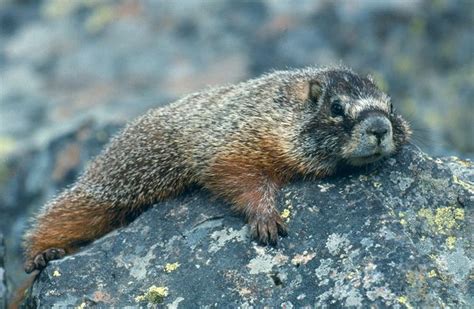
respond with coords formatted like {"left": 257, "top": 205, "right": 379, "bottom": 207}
{"left": 309, "top": 81, "right": 323, "bottom": 103}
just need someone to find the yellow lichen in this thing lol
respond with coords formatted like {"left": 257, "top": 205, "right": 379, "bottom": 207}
{"left": 281, "top": 206, "right": 292, "bottom": 221}
{"left": 417, "top": 208, "right": 432, "bottom": 219}
{"left": 135, "top": 285, "right": 169, "bottom": 304}
{"left": 445, "top": 236, "right": 456, "bottom": 250}
{"left": 372, "top": 181, "right": 382, "bottom": 189}
{"left": 398, "top": 296, "right": 413, "bottom": 309}
{"left": 398, "top": 296, "right": 408, "bottom": 303}
{"left": 405, "top": 271, "right": 416, "bottom": 286}
{"left": 417, "top": 206, "right": 464, "bottom": 234}
{"left": 428, "top": 270, "right": 437, "bottom": 278}
{"left": 52, "top": 270, "right": 61, "bottom": 277}
{"left": 164, "top": 262, "right": 180, "bottom": 273}
{"left": 451, "top": 157, "right": 472, "bottom": 168}
{"left": 400, "top": 219, "right": 407, "bottom": 225}
{"left": 281, "top": 209, "right": 290, "bottom": 218}
{"left": 454, "top": 208, "right": 465, "bottom": 220}
{"left": 453, "top": 175, "right": 474, "bottom": 193}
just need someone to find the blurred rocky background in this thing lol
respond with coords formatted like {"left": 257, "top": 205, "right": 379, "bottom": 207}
{"left": 0, "top": 0, "right": 472, "bottom": 303}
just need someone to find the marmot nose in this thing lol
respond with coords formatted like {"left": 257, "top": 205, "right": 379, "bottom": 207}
{"left": 366, "top": 119, "right": 389, "bottom": 140}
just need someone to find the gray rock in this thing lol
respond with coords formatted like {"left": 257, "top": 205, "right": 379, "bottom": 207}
{"left": 25, "top": 146, "right": 473, "bottom": 307}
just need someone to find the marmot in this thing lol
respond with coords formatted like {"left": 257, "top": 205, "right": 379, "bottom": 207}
{"left": 23, "top": 66, "right": 411, "bottom": 273}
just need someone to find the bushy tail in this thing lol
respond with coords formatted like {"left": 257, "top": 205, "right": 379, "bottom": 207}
{"left": 23, "top": 188, "right": 138, "bottom": 273}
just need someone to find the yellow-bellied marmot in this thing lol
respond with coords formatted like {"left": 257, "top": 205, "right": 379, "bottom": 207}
{"left": 23, "top": 66, "right": 411, "bottom": 273}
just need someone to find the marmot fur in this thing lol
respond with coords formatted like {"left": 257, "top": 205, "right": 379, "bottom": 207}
{"left": 23, "top": 66, "right": 411, "bottom": 273}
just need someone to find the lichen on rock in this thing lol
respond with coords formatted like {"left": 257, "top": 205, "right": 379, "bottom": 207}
{"left": 135, "top": 285, "right": 169, "bottom": 304}
{"left": 16, "top": 143, "right": 473, "bottom": 307}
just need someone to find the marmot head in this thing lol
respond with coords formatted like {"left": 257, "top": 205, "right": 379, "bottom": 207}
{"left": 290, "top": 67, "right": 411, "bottom": 171}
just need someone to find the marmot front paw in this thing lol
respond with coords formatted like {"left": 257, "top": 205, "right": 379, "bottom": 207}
{"left": 249, "top": 211, "right": 288, "bottom": 246}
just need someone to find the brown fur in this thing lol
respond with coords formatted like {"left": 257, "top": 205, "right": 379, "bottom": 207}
{"left": 22, "top": 66, "right": 410, "bottom": 280}
{"left": 26, "top": 196, "right": 113, "bottom": 256}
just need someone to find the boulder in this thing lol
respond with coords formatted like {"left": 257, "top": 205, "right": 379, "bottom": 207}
{"left": 24, "top": 145, "right": 473, "bottom": 307}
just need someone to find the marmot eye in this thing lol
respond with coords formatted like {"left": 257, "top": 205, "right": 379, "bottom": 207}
{"left": 330, "top": 100, "right": 344, "bottom": 117}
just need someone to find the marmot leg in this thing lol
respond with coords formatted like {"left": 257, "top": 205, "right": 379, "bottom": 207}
{"left": 205, "top": 159, "right": 288, "bottom": 245}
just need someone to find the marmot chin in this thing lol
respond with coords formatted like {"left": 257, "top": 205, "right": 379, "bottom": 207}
{"left": 24, "top": 66, "right": 411, "bottom": 273}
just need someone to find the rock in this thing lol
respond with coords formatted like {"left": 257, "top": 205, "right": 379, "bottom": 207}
{"left": 0, "top": 234, "right": 6, "bottom": 309}
{"left": 24, "top": 145, "right": 473, "bottom": 307}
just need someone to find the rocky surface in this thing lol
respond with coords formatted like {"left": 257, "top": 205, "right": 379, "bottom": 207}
{"left": 23, "top": 145, "right": 473, "bottom": 307}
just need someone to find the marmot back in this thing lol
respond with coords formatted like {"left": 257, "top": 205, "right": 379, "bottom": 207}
{"left": 23, "top": 66, "right": 411, "bottom": 274}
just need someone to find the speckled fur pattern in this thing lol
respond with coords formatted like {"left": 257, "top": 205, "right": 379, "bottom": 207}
{"left": 23, "top": 66, "right": 411, "bottom": 273}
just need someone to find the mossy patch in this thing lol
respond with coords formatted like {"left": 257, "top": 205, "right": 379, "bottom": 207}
{"left": 135, "top": 285, "right": 169, "bottom": 304}
{"left": 452, "top": 175, "right": 474, "bottom": 193}
{"left": 417, "top": 206, "right": 464, "bottom": 235}
{"left": 397, "top": 295, "right": 413, "bottom": 309}
{"left": 445, "top": 236, "right": 456, "bottom": 250}
{"left": 428, "top": 270, "right": 437, "bottom": 278}
{"left": 280, "top": 206, "right": 292, "bottom": 222}
{"left": 164, "top": 262, "right": 180, "bottom": 273}
{"left": 398, "top": 212, "right": 408, "bottom": 225}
